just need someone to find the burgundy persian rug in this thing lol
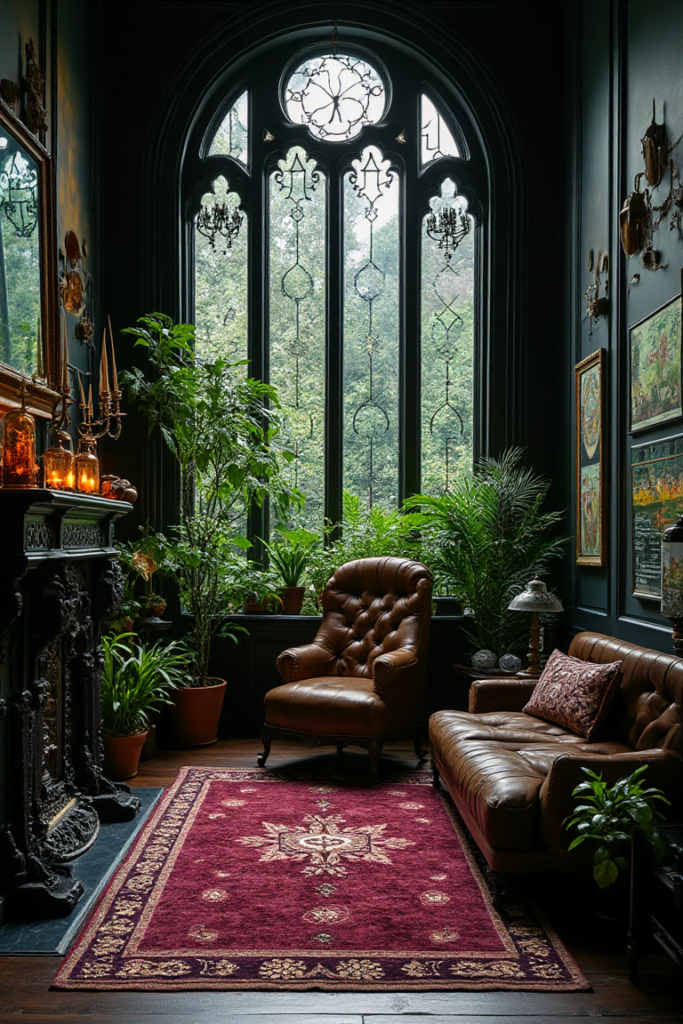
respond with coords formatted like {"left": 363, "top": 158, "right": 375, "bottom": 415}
{"left": 53, "top": 767, "right": 589, "bottom": 991}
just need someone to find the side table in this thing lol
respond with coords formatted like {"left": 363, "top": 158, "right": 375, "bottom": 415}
{"left": 630, "top": 823, "right": 683, "bottom": 980}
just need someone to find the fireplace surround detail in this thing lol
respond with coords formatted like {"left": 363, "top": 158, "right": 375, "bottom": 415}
{"left": 0, "top": 490, "right": 138, "bottom": 921}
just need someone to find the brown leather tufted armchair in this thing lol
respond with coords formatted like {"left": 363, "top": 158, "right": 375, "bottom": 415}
{"left": 258, "top": 557, "right": 433, "bottom": 771}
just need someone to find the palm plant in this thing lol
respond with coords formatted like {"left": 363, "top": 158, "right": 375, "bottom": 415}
{"left": 100, "top": 633, "right": 192, "bottom": 737}
{"left": 410, "top": 448, "right": 567, "bottom": 657}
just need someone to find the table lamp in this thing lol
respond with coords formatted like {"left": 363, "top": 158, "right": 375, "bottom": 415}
{"left": 508, "top": 576, "right": 564, "bottom": 678}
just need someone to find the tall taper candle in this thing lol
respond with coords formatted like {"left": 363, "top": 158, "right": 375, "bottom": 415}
{"left": 108, "top": 314, "right": 118, "bottom": 391}
{"left": 100, "top": 328, "right": 110, "bottom": 394}
{"left": 88, "top": 383, "right": 93, "bottom": 421}
{"left": 78, "top": 372, "right": 86, "bottom": 414}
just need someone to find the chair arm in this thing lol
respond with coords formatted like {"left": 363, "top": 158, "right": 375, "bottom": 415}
{"left": 276, "top": 642, "right": 337, "bottom": 683}
{"left": 373, "top": 649, "right": 418, "bottom": 699}
{"left": 539, "top": 749, "right": 683, "bottom": 853}
{"left": 468, "top": 678, "right": 538, "bottom": 713}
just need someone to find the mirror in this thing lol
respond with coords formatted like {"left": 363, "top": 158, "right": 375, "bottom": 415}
{"left": 0, "top": 98, "right": 58, "bottom": 418}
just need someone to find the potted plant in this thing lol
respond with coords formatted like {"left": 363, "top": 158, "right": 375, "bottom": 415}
{"left": 121, "top": 313, "right": 301, "bottom": 745}
{"left": 238, "top": 559, "right": 282, "bottom": 614}
{"left": 409, "top": 448, "right": 567, "bottom": 661}
{"left": 564, "top": 765, "right": 670, "bottom": 900}
{"left": 117, "top": 530, "right": 169, "bottom": 619}
{"left": 264, "top": 528, "right": 319, "bottom": 613}
{"left": 306, "top": 493, "right": 423, "bottom": 608}
{"left": 100, "top": 633, "right": 192, "bottom": 779}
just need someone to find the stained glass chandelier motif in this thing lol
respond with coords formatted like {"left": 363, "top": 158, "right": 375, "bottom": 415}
{"left": 348, "top": 146, "right": 395, "bottom": 507}
{"left": 271, "top": 147, "right": 324, "bottom": 491}
{"left": 0, "top": 148, "right": 38, "bottom": 239}
{"left": 423, "top": 178, "right": 473, "bottom": 494}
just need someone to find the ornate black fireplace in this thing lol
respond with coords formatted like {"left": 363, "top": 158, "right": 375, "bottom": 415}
{"left": 0, "top": 490, "right": 139, "bottom": 921}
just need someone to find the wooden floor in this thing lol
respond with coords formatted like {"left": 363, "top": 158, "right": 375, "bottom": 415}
{"left": 0, "top": 739, "right": 680, "bottom": 1024}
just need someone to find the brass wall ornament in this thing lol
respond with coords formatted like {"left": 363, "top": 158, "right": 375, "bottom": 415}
{"left": 641, "top": 101, "right": 665, "bottom": 188}
{"left": 620, "top": 102, "right": 683, "bottom": 266}
{"left": 620, "top": 175, "right": 650, "bottom": 258}
{"left": 584, "top": 249, "right": 609, "bottom": 334}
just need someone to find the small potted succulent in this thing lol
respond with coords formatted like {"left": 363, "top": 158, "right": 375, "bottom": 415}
{"left": 100, "top": 633, "right": 192, "bottom": 779}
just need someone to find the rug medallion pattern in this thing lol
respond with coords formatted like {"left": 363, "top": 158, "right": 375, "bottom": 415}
{"left": 53, "top": 768, "right": 589, "bottom": 991}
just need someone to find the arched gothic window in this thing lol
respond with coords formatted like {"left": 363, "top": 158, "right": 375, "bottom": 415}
{"left": 186, "top": 44, "right": 481, "bottom": 534}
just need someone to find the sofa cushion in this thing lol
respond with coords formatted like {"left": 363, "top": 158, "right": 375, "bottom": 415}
{"left": 522, "top": 649, "right": 622, "bottom": 739}
{"left": 429, "top": 710, "right": 631, "bottom": 853}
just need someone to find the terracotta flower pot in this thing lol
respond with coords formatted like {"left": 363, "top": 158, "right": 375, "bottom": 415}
{"left": 171, "top": 677, "right": 227, "bottom": 747}
{"left": 144, "top": 600, "right": 166, "bottom": 618}
{"left": 281, "top": 586, "right": 306, "bottom": 614}
{"left": 103, "top": 731, "right": 148, "bottom": 781}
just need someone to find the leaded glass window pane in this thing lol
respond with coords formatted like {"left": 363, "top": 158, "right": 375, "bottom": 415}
{"left": 194, "top": 176, "right": 248, "bottom": 363}
{"left": 284, "top": 54, "right": 386, "bottom": 142}
{"left": 421, "top": 178, "right": 474, "bottom": 492}
{"left": 421, "top": 94, "right": 460, "bottom": 165}
{"left": 343, "top": 146, "right": 399, "bottom": 508}
{"left": 268, "top": 147, "right": 326, "bottom": 530}
{"left": 208, "top": 90, "right": 249, "bottom": 166}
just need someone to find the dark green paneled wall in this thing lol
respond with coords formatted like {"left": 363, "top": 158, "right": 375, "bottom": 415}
{"left": 0, "top": 0, "right": 97, "bottom": 455}
{"left": 571, "top": 0, "right": 683, "bottom": 651}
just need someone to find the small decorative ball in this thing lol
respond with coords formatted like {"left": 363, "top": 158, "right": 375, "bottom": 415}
{"left": 471, "top": 649, "right": 497, "bottom": 670}
{"left": 499, "top": 653, "right": 522, "bottom": 673}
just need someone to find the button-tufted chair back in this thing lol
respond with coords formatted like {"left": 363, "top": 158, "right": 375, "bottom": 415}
{"left": 569, "top": 631, "right": 683, "bottom": 756}
{"left": 319, "top": 557, "right": 433, "bottom": 684}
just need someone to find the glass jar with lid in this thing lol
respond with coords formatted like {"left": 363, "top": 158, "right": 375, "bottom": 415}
{"left": 75, "top": 436, "right": 100, "bottom": 494}
{"left": 1, "top": 383, "right": 38, "bottom": 487}
{"left": 43, "top": 430, "right": 75, "bottom": 490}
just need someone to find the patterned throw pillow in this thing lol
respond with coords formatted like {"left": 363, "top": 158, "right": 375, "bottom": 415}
{"left": 522, "top": 648, "right": 622, "bottom": 740}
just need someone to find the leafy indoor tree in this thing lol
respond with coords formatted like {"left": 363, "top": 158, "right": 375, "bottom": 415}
{"left": 409, "top": 447, "right": 567, "bottom": 658}
{"left": 121, "top": 313, "right": 302, "bottom": 681}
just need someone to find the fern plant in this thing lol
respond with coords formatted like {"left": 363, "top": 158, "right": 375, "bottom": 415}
{"left": 410, "top": 448, "right": 567, "bottom": 657}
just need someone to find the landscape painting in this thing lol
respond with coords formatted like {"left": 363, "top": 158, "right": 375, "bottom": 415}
{"left": 631, "top": 435, "right": 683, "bottom": 599}
{"left": 630, "top": 294, "right": 682, "bottom": 432}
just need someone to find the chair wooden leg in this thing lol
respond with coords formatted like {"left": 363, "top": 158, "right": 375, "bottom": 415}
{"left": 257, "top": 730, "right": 272, "bottom": 768}
{"left": 367, "top": 740, "right": 382, "bottom": 774}
{"left": 414, "top": 728, "right": 427, "bottom": 761}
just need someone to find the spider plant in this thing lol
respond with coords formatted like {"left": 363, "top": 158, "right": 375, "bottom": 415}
{"left": 100, "top": 633, "right": 192, "bottom": 737}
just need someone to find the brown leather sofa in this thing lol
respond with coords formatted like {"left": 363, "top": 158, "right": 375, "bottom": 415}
{"left": 259, "top": 557, "right": 433, "bottom": 771}
{"left": 429, "top": 631, "right": 683, "bottom": 883}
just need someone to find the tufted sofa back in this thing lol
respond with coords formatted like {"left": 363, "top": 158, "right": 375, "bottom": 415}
{"left": 319, "top": 557, "right": 433, "bottom": 682}
{"left": 569, "top": 631, "right": 683, "bottom": 756}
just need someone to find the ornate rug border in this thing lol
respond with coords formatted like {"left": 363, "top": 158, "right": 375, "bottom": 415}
{"left": 52, "top": 767, "right": 591, "bottom": 993}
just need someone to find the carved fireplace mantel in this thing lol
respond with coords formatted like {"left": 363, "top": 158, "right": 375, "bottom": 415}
{"left": 0, "top": 489, "right": 138, "bottom": 920}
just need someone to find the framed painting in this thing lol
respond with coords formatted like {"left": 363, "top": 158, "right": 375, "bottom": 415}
{"left": 630, "top": 292, "right": 682, "bottom": 433}
{"left": 631, "top": 434, "right": 683, "bottom": 599}
{"left": 576, "top": 348, "right": 605, "bottom": 565}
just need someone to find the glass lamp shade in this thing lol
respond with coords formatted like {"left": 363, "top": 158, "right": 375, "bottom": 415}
{"left": 43, "top": 432, "right": 75, "bottom": 490}
{"left": 75, "top": 438, "right": 100, "bottom": 494}
{"left": 1, "top": 399, "right": 38, "bottom": 487}
{"left": 661, "top": 514, "right": 683, "bottom": 619}
{"left": 507, "top": 576, "right": 564, "bottom": 613}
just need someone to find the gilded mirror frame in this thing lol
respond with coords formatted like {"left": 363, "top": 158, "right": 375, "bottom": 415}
{"left": 0, "top": 97, "right": 59, "bottom": 418}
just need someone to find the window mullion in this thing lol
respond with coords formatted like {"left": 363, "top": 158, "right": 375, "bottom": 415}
{"left": 326, "top": 154, "right": 343, "bottom": 530}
